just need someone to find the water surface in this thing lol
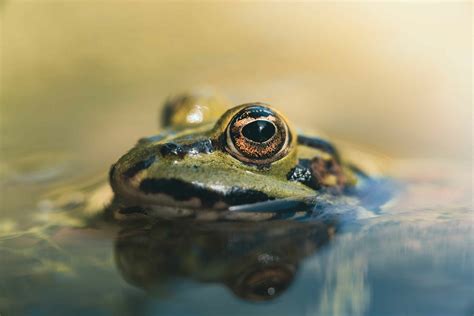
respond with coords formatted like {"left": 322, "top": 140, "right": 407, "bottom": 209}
{"left": 0, "top": 155, "right": 472, "bottom": 316}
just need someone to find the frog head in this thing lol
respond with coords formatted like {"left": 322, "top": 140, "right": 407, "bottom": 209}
{"left": 109, "top": 93, "right": 355, "bottom": 217}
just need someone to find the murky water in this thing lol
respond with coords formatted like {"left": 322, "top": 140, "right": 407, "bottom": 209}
{"left": 1, "top": 2, "right": 472, "bottom": 315}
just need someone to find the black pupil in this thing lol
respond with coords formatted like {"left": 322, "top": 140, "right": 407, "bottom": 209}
{"left": 241, "top": 120, "right": 276, "bottom": 143}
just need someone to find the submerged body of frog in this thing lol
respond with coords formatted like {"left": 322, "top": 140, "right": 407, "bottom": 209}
{"left": 108, "top": 92, "right": 381, "bottom": 221}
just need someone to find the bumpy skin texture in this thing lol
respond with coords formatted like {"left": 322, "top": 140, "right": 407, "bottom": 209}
{"left": 109, "top": 92, "right": 356, "bottom": 217}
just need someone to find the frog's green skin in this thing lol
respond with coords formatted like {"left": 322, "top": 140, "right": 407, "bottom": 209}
{"left": 108, "top": 93, "right": 359, "bottom": 221}
{"left": 115, "top": 220, "right": 334, "bottom": 301}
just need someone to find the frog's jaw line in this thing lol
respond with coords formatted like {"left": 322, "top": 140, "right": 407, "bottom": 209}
{"left": 112, "top": 178, "right": 207, "bottom": 209}
{"left": 111, "top": 193, "right": 313, "bottom": 221}
{"left": 112, "top": 174, "right": 274, "bottom": 210}
{"left": 137, "top": 178, "right": 272, "bottom": 208}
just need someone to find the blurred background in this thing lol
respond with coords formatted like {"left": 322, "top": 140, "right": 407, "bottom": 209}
{"left": 0, "top": 4, "right": 472, "bottom": 315}
{"left": 1, "top": 1, "right": 472, "bottom": 173}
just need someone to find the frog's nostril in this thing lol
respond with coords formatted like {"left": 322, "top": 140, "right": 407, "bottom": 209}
{"left": 160, "top": 143, "right": 185, "bottom": 158}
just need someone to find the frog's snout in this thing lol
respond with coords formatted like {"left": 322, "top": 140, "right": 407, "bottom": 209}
{"left": 110, "top": 139, "right": 213, "bottom": 186}
{"left": 111, "top": 139, "right": 215, "bottom": 188}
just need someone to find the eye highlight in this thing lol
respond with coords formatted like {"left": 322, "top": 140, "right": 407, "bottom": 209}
{"left": 225, "top": 104, "right": 292, "bottom": 165}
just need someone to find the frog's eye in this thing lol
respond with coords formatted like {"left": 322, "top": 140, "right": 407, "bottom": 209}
{"left": 225, "top": 105, "right": 291, "bottom": 165}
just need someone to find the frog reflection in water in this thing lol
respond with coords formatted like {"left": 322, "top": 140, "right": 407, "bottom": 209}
{"left": 108, "top": 92, "right": 366, "bottom": 221}
{"left": 115, "top": 220, "right": 335, "bottom": 301}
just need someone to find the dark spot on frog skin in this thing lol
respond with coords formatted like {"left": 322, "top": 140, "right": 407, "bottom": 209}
{"left": 109, "top": 164, "right": 117, "bottom": 183}
{"left": 183, "top": 139, "right": 214, "bottom": 155}
{"left": 159, "top": 139, "right": 214, "bottom": 159}
{"left": 160, "top": 143, "right": 185, "bottom": 158}
{"left": 123, "top": 156, "right": 156, "bottom": 178}
{"left": 224, "top": 187, "right": 273, "bottom": 206}
{"left": 287, "top": 159, "right": 320, "bottom": 190}
{"left": 139, "top": 178, "right": 271, "bottom": 207}
{"left": 287, "top": 157, "right": 347, "bottom": 191}
{"left": 297, "top": 135, "right": 341, "bottom": 163}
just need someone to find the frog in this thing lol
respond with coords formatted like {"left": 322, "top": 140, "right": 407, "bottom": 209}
{"left": 107, "top": 91, "right": 373, "bottom": 221}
